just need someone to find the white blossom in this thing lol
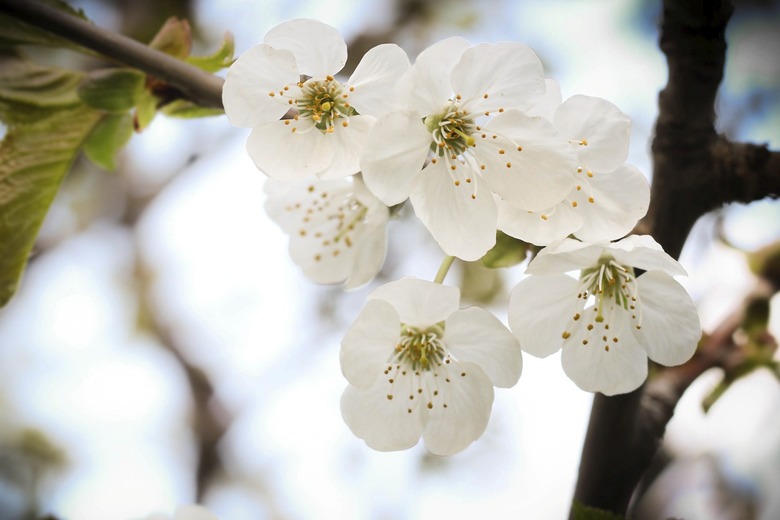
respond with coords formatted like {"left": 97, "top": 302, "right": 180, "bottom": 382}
{"left": 360, "top": 38, "right": 577, "bottom": 260}
{"left": 498, "top": 95, "right": 650, "bottom": 245}
{"left": 264, "top": 175, "right": 389, "bottom": 289}
{"left": 340, "top": 277, "right": 522, "bottom": 455}
{"left": 508, "top": 235, "right": 701, "bottom": 395}
{"left": 222, "top": 19, "right": 410, "bottom": 180}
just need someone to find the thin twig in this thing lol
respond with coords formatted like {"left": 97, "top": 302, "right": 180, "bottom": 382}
{"left": 0, "top": 0, "right": 224, "bottom": 109}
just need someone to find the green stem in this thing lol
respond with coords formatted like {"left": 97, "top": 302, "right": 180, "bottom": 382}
{"left": 433, "top": 255, "right": 455, "bottom": 284}
{"left": 0, "top": 0, "right": 224, "bottom": 109}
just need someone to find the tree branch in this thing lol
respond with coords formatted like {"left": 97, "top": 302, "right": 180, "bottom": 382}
{"left": 0, "top": 0, "right": 224, "bottom": 109}
{"left": 571, "top": 0, "right": 762, "bottom": 515}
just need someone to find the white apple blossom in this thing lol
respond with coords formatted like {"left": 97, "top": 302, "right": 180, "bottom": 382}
{"left": 508, "top": 235, "right": 701, "bottom": 395}
{"left": 340, "top": 277, "right": 522, "bottom": 455}
{"left": 498, "top": 95, "right": 650, "bottom": 245}
{"left": 222, "top": 19, "right": 410, "bottom": 180}
{"left": 264, "top": 175, "right": 389, "bottom": 289}
{"left": 360, "top": 37, "right": 578, "bottom": 261}
{"left": 142, "top": 504, "right": 218, "bottom": 520}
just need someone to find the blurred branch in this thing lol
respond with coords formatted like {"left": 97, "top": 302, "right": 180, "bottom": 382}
{"left": 134, "top": 249, "right": 228, "bottom": 501}
{"left": 571, "top": 0, "right": 780, "bottom": 515}
{"left": 0, "top": 0, "right": 224, "bottom": 109}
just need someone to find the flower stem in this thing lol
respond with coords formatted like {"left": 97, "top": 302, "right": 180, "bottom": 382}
{"left": 0, "top": 0, "right": 225, "bottom": 109}
{"left": 433, "top": 255, "right": 455, "bottom": 284}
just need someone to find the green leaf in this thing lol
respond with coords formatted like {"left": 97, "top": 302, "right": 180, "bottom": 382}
{"left": 187, "top": 32, "right": 235, "bottom": 73}
{"left": 0, "top": 50, "right": 82, "bottom": 122}
{"left": 0, "top": 105, "right": 102, "bottom": 306}
{"left": 481, "top": 231, "right": 530, "bottom": 269}
{"left": 570, "top": 501, "right": 626, "bottom": 520}
{"left": 77, "top": 69, "right": 146, "bottom": 113}
{"left": 134, "top": 90, "right": 158, "bottom": 131}
{"left": 160, "top": 99, "right": 223, "bottom": 118}
{"left": 0, "top": 0, "right": 89, "bottom": 49}
{"left": 83, "top": 113, "right": 133, "bottom": 170}
{"left": 148, "top": 17, "right": 192, "bottom": 60}
{"left": 0, "top": 52, "right": 104, "bottom": 307}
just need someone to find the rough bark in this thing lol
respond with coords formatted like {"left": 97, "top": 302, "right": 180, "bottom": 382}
{"left": 571, "top": 0, "right": 779, "bottom": 516}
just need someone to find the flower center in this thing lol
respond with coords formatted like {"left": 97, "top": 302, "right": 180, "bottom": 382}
{"left": 579, "top": 255, "right": 637, "bottom": 322}
{"left": 297, "top": 76, "right": 353, "bottom": 133}
{"left": 393, "top": 324, "right": 447, "bottom": 371}
{"left": 560, "top": 255, "right": 642, "bottom": 352}
{"left": 424, "top": 101, "right": 477, "bottom": 157}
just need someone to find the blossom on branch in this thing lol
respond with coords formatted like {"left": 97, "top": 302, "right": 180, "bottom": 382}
{"left": 360, "top": 37, "right": 577, "bottom": 260}
{"left": 340, "top": 277, "right": 522, "bottom": 455}
{"left": 508, "top": 235, "right": 701, "bottom": 395}
{"left": 264, "top": 175, "right": 389, "bottom": 289}
{"left": 223, "top": 19, "right": 409, "bottom": 180}
{"left": 498, "top": 95, "right": 650, "bottom": 245}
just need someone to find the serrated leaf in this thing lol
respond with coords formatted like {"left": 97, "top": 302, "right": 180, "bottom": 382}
{"left": 148, "top": 17, "right": 192, "bottom": 60}
{"left": 0, "top": 0, "right": 89, "bottom": 49}
{"left": 83, "top": 113, "right": 133, "bottom": 170}
{"left": 481, "top": 231, "right": 530, "bottom": 269}
{"left": 160, "top": 99, "right": 223, "bottom": 118}
{"left": 0, "top": 105, "right": 102, "bottom": 306}
{"left": 571, "top": 501, "right": 626, "bottom": 520}
{"left": 187, "top": 32, "right": 235, "bottom": 73}
{"left": 77, "top": 69, "right": 146, "bottom": 113}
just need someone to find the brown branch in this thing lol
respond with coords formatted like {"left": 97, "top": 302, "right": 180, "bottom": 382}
{"left": 0, "top": 0, "right": 224, "bottom": 109}
{"left": 572, "top": 0, "right": 746, "bottom": 515}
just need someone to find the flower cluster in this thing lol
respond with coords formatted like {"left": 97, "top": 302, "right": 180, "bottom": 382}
{"left": 223, "top": 19, "right": 701, "bottom": 454}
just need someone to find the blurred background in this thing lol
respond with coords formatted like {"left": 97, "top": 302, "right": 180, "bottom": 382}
{"left": 0, "top": 0, "right": 779, "bottom": 518}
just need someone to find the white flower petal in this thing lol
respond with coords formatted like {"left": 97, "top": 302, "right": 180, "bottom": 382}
{"left": 443, "top": 307, "right": 522, "bottom": 388}
{"left": 317, "top": 115, "right": 375, "bottom": 180}
{"left": 222, "top": 44, "right": 299, "bottom": 127}
{"left": 360, "top": 110, "right": 431, "bottom": 204}
{"left": 561, "top": 308, "right": 648, "bottom": 395}
{"left": 369, "top": 277, "right": 460, "bottom": 327}
{"left": 246, "top": 120, "right": 334, "bottom": 180}
{"left": 263, "top": 19, "right": 347, "bottom": 77}
{"left": 478, "top": 111, "right": 577, "bottom": 211}
{"left": 508, "top": 274, "right": 580, "bottom": 357}
{"left": 265, "top": 178, "right": 386, "bottom": 287}
{"left": 634, "top": 271, "right": 701, "bottom": 366}
{"left": 397, "top": 37, "right": 471, "bottom": 115}
{"left": 527, "top": 78, "right": 562, "bottom": 119}
{"left": 344, "top": 220, "right": 387, "bottom": 289}
{"left": 573, "top": 164, "right": 650, "bottom": 242}
{"left": 344, "top": 176, "right": 389, "bottom": 289}
{"left": 422, "top": 361, "right": 494, "bottom": 456}
{"left": 497, "top": 196, "right": 582, "bottom": 246}
{"left": 410, "top": 160, "right": 497, "bottom": 261}
{"left": 525, "top": 238, "right": 606, "bottom": 275}
{"left": 340, "top": 299, "right": 400, "bottom": 388}
{"left": 347, "top": 44, "right": 411, "bottom": 116}
{"left": 554, "top": 95, "right": 631, "bottom": 172}
{"left": 341, "top": 378, "right": 428, "bottom": 452}
{"left": 452, "top": 42, "right": 545, "bottom": 113}
{"left": 607, "top": 235, "right": 688, "bottom": 276}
